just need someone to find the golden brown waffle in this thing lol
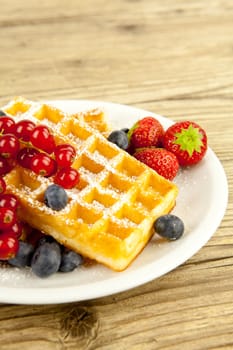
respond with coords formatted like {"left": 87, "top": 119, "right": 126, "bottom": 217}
{"left": 3, "top": 96, "right": 110, "bottom": 137}
{"left": 3, "top": 98, "right": 178, "bottom": 271}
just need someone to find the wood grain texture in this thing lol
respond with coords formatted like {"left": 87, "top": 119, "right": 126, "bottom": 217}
{"left": 0, "top": 0, "right": 232, "bottom": 349}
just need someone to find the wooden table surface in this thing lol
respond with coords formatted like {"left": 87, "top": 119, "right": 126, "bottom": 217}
{"left": 0, "top": 1, "right": 232, "bottom": 349}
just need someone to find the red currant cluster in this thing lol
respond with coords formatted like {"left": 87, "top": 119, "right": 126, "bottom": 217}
{"left": 0, "top": 178, "right": 23, "bottom": 260}
{"left": 0, "top": 115, "right": 80, "bottom": 189}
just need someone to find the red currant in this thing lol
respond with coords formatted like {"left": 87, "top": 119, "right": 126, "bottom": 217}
{"left": 54, "top": 144, "right": 76, "bottom": 167}
{"left": 0, "top": 207, "right": 17, "bottom": 230}
{"left": 0, "top": 156, "right": 12, "bottom": 176}
{"left": 26, "top": 229, "right": 44, "bottom": 247}
{"left": 54, "top": 167, "right": 80, "bottom": 189}
{"left": 0, "top": 177, "right": 6, "bottom": 194}
{"left": 0, "top": 231, "right": 19, "bottom": 260}
{"left": 14, "top": 119, "right": 36, "bottom": 142}
{"left": 4, "top": 221, "right": 23, "bottom": 239}
{"left": 0, "top": 193, "right": 19, "bottom": 211}
{"left": 30, "top": 125, "right": 56, "bottom": 154}
{"left": 30, "top": 153, "right": 57, "bottom": 177}
{"left": 0, "top": 134, "right": 20, "bottom": 159}
{"left": 0, "top": 116, "right": 15, "bottom": 134}
{"left": 17, "top": 147, "right": 39, "bottom": 168}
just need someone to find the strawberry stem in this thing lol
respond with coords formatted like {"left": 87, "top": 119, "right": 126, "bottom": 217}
{"left": 127, "top": 122, "right": 139, "bottom": 142}
{"left": 174, "top": 125, "right": 204, "bottom": 157}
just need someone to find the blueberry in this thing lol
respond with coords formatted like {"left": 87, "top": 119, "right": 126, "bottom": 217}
{"left": 0, "top": 110, "right": 6, "bottom": 116}
{"left": 8, "top": 241, "right": 34, "bottom": 268}
{"left": 107, "top": 130, "right": 129, "bottom": 150}
{"left": 121, "top": 128, "right": 129, "bottom": 134}
{"left": 59, "top": 249, "right": 83, "bottom": 272}
{"left": 44, "top": 184, "right": 68, "bottom": 211}
{"left": 153, "top": 214, "right": 184, "bottom": 240}
{"left": 31, "top": 241, "right": 61, "bottom": 278}
{"left": 37, "top": 235, "right": 55, "bottom": 247}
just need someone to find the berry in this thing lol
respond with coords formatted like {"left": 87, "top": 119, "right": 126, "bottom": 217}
{"left": 14, "top": 119, "right": 36, "bottom": 142}
{"left": 0, "top": 208, "right": 17, "bottom": 230}
{"left": 4, "top": 221, "right": 23, "bottom": 239}
{"left": 121, "top": 128, "right": 129, "bottom": 134}
{"left": 44, "top": 184, "right": 68, "bottom": 211}
{"left": 134, "top": 148, "right": 179, "bottom": 180}
{"left": 128, "top": 117, "right": 164, "bottom": 149}
{"left": 0, "top": 177, "right": 6, "bottom": 194}
{"left": 26, "top": 229, "right": 45, "bottom": 247}
{"left": 31, "top": 241, "right": 61, "bottom": 278}
{"left": 36, "top": 235, "right": 56, "bottom": 247}
{"left": 0, "top": 116, "right": 15, "bottom": 134}
{"left": 153, "top": 214, "right": 184, "bottom": 240}
{"left": 0, "top": 134, "right": 20, "bottom": 159}
{"left": 107, "top": 130, "right": 129, "bottom": 150}
{"left": 0, "top": 110, "right": 6, "bottom": 116}
{"left": 30, "top": 153, "right": 57, "bottom": 177}
{"left": 0, "top": 193, "right": 19, "bottom": 211}
{"left": 59, "top": 248, "right": 83, "bottom": 272}
{"left": 0, "top": 157, "right": 11, "bottom": 176}
{"left": 54, "top": 144, "right": 76, "bottom": 167}
{"left": 163, "top": 121, "right": 207, "bottom": 166}
{"left": 8, "top": 240, "right": 34, "bottom": 267}
{"left": 17, "top": 147, "right": 39, "bottom": 168}
{"left": 30, "top": 125, "right": 56, "bottom": 154}
{"left": 0, "top": 231, "right": 19, "bottom": 260}
{"left": 54, "top": 167, "right": 80, "bottom": 189}
{"left": 0, "top": 156, "right": 12, "bottom": 176}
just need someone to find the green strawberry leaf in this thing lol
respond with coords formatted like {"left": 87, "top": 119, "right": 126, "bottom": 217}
{"left": 127, "top": 121, "right": 139, "bottom": 142}
{"left": 174, "top": 124, "right": 204, "bottom": 157}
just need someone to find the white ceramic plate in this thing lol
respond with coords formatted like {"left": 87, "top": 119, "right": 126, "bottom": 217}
{"left": 0, "top": 100, "right": 228, "bottom": 305}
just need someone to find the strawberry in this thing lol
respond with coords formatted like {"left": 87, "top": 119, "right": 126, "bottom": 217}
{"left": 163, "top": 121, "right": 207, "bottom": 166}
{"left": 134, "top": 148, "right": 179, "bottom": 180}
{"left": 128, "top": 117, "right": 164, "bottom": 150}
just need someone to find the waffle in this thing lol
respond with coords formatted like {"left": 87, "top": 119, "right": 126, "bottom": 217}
{"left": 3, "top": 96, "right": 110, "bottom": 137}
{"left": 2, "top": 98, "right": 178, "bottom": 271}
